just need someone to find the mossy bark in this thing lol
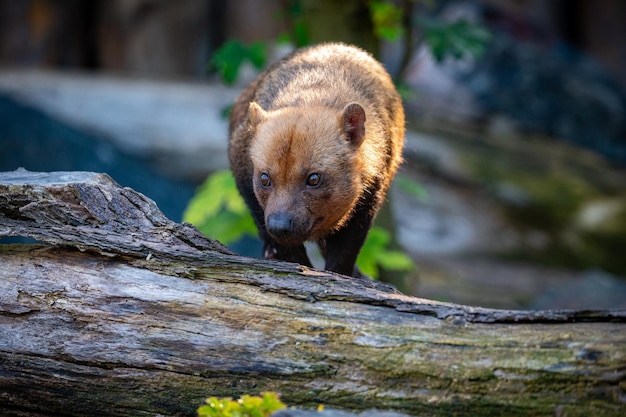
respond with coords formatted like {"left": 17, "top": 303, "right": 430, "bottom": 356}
{"left": 1, "top": 169, "right": 625, "bottom": 417}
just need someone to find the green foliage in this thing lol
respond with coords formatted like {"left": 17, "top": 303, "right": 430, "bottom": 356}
{"left": 369, "top": 0, "right": 404, "bottom": 41}
{"left": 182, "top": 170, "right": 256, "bottom": 245}
{"left": 369, "top": 1, "right": 492, "bottom": 64}
{"left": 418, "top": 17, "right": 492, "bottom": 62}
{"left": 280, "top": 0, "right": 310, "bottom": 47}
{"left": 209, "top": 1, "right": 491, "bottom": 85}
{"left": 357, "top": 226, "right": 414, "bottom": 278}
{"left": 210, "top": 40, "right": 267, "bottom": 85}
{"left": 197, "top": 392, "right": 286, "bottom": 417}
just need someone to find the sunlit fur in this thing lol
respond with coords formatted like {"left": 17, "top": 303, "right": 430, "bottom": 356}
{"left": 249, "top": 104, "right": 362, "bottom": 243}
{"left": 228, "top": 43, "right": 404, "bottom": 275}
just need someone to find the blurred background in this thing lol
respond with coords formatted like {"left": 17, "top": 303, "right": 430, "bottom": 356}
{"left": 1, "top": 0, "right": 625, "bottom": 310}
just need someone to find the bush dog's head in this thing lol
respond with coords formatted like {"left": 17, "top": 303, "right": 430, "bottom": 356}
{"left": 248, "top": 101, "right": 367, "bottom": 246}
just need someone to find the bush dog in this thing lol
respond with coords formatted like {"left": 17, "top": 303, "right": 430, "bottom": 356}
{"left": 229, "top": 43, "right": 404, "bottom": 277}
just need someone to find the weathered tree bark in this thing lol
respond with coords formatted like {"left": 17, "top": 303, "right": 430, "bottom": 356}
{"left": 0, "top": 169, "right": 625, "bottom": 417}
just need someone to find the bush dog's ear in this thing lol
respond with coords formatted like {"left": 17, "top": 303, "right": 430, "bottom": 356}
{"left": 249, "top": 102, "right": 268, "bottom": 126}
{"left": 340, "top": 103, "right": 366, "bottom": 147}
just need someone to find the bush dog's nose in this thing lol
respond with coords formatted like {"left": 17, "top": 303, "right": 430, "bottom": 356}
{"left": 267, "top": 213, "right": 294, "bottom": 238}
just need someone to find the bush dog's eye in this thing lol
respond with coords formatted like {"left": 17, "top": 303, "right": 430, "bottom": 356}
{"left": 260, "top": 173, "right": 271, "bottom": 187}
{"left": 306, "top": 173, "right": 321, "bottom": 187}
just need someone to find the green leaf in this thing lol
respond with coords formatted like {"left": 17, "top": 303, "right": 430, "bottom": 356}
{"left": 198, "top": 393, "right": 285, "bottom": 417}
{"left": 183, "top": 170, "right": 257, "bottom": 245}
{"left": 210, "top": 40, "right": 268, "bottom": 85}
{"left": 376, "top": 250, "right": 414, "bottom": 271}
{"left": 210, "top": 40, "right": 247, "bottom": 84}
{"left": 260, "top": 392, "right": 286, "bottom": 414}
{"left": 370, "top": 0, "right": 404, "bottom": 41}
{"left": 419, "top": 17, "right": 492, "bottom": 62}
{"left": 183, "top": 171, "right": 233, "bottom": 223}
{"left": 356, "top": 226, "right": 414, "bottom": 279}
{"left": 221, "top": 104, "right": 233, "bottom": 119}
{"left": 292, "top": 21, "right": 310, "bottom": 47}
{"left": 356, "top": 231, "right": 382, "bottom": 278}
{"left": 356, "top": 227, "right": 390, "bottom": 279}
{"left": 196, "top": 210, "right": 257, "bottom": 246}
{"left": 246, "top": 42, "right": 268, "bottom": 69}
{"left": 198, "top": 397, "right": 241, "bottom": 417}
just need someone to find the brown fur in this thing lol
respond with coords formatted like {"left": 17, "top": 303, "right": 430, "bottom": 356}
{"left": 228, "top": 43, "right": 404, "bottom": 277}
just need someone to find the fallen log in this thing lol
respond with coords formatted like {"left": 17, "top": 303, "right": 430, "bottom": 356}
{"left": 0, "top": 169, "right": 625, "bottom": 417}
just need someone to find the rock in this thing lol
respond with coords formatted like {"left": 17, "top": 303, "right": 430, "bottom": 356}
{"left": 0, "top": 93, "right": 196, "bottom": 223}
{"left": 393, "top": 127, "right": 626, "bottom": 308}
{"left": 0, "top": 69, "right": 238, "bottom": 181}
